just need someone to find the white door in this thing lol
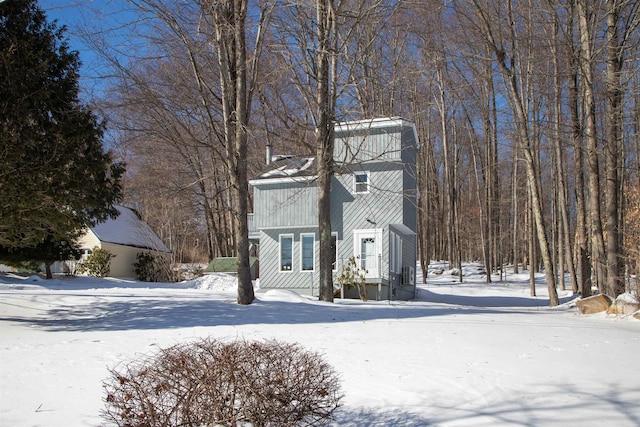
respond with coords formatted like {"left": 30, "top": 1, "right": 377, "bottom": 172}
{"left": 353, "top": 229, "right": 382, "bottom": 278}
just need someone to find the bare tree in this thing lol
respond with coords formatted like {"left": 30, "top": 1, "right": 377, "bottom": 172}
{"left": 456, "top": 0, "right": 559, "bottom": 305}
{"left": 576, "top": 0, "right": 607, "bottom": 293}
{"left": 209, "top": 0, "right": 273, "bottom": 304}
{"left": 314, "top": 0, "right": 338, "bottom": 302}
{"left": 84, "top": 0, "right": 270, "bottom": 302}
{"left": 603, "top": 0, "right": 639, "bottom": 298}
{"left": 271, "top": 0, "right": 399, "bottom": 301}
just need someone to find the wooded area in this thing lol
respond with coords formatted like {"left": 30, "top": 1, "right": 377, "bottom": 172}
{"left": 83, "top": 0, "right": 639, "bottom": 301}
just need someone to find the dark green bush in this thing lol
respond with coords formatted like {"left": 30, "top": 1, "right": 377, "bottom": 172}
{"left": 133, "top": 252, "right": 162, "bottom": 281}
{"left": 77, "top": 247, "right": 114, "bottom": 277}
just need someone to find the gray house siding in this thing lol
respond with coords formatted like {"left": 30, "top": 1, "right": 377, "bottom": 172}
{"left": 252, "top": 118, "right": 419, "bottom": 300}
{"left": 253, "top": 182, "right": 317, "bottom": 229}
{"left": 258, "top": 228, "right": 320, "bottom": 296}
{"left": 333, "top": 163, "right": 405, "bottom": 232}
{"left": 334, "top": 125, "right": 404, "bottom": 163}
{"left": 401, "top": 126, "right": 418, "bottom": 233}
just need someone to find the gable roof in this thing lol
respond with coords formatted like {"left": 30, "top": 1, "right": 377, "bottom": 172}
{"left": 91, "top": 206, "right": 171, "bottom": 253}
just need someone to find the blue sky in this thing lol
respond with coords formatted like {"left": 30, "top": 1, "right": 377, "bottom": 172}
{"left": 40, "top": 1, "right": 95, "bottom": 70}
{"left": 39, "top": 0, "right": 127, "bottom": 97}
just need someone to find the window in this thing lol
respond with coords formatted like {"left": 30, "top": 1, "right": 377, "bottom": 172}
{"left": 360, "top": 237, "right": 376, "bottom": 270}
{"left": 279, "top": 234, "right": 293, "bottom": 271}
{"left": 354, "top": 172, "right": 369, "bottom": 193}
{"left": 331, "top": 233, "right": 338, "bottom": 271}
{"left": 301, "top": 234, "right": 315, "bottom": 271}
{"left": 390, "top": 231, "right": 402, "bottom": 273}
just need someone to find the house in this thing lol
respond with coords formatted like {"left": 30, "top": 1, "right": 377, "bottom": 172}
{"left": 54, "top": 206, "right": 171, "bottom": 278}
{"left": 249, "top": 117, "right": 418, "bottom": 300}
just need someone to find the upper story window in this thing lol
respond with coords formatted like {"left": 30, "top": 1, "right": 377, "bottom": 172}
{"left": 354, "top": 172, "right": 369, "bottom": 193}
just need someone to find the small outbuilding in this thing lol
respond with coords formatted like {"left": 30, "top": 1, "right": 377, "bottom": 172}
{"left": 54, "top": 206, "right": 171, "bottom": 278}
{"left": 204, "top": 256, "right": 259, "bottom": 281}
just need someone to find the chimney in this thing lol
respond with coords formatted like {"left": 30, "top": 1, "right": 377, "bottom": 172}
{"left": 266, "top": 144, "right": 273, "bottom": 165}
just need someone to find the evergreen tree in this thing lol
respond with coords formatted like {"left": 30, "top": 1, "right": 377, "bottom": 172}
{"left": 0, "top": 235, "right": 80, "bottom": 278}
{"left": 0, "top": 1, "right": 123, "bottom": 259}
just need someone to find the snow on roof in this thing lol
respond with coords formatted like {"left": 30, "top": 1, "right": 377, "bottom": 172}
{"left": 261, "top": 157, "right": 315, "bottom": 178}
{"left": 250, "top": 156, "right": 318, "bottom": 185}
{"left": 91, "top": 206, "right": 171, "bottom": 253}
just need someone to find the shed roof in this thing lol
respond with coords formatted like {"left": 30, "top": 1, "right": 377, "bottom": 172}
{"left": 91, "top": 206, "right": 171, "bottom": 253}
{"left": 204, "top": 257, "right": 258, "bottom": 273}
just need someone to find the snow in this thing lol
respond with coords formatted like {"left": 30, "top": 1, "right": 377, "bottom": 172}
{"left": 1, "top": 263, "right": 639, "bottom": 427}
{"left": 261, "top": 157, "right": 315, "bottom": 178}
{"left": 91, "top": 205, "right": 171, "bottom": 252}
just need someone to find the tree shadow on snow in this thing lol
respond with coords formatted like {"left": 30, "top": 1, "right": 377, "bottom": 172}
{"left": 333, "top": 383, "right": 640, "bottom": 426}
{"left": 0, "top": 292, "right": 505, "bottom": 332}
{"left": 418, "top": 288, "right": 576, "bottom": 308}
{"left": 331, "top": 407, "right": 433, "bottom": 426}
{"left": 0, "top": 276, "right": 576, "bottom": 332}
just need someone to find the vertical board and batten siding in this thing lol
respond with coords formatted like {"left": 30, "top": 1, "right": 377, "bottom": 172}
{"left": 401, "top": 126, "right": 418, "bottom": 233}
{"left": 334, "top": 125, "right": 404, "bottom": 164}
{"left": 253, "top": 182, "right": 317, "bottom": 229}
{"left": 392, "top": 225, "right": 418, "bottom": 301}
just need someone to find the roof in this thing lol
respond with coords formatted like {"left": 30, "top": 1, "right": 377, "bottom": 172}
{"left": 91, "top": 206, "right": 171, "bottom": 253}
{"left": 335, "top": 116, "right": 406, "bottom": 131}
{"left": 249, "top": 156, "right": 318, "bottom": 185}
{"left": 204, "top": 257, "right": 258, "bottom": 273}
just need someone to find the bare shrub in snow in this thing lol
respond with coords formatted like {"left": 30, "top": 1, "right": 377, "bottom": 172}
{"left": 101, "top": 338, "right": 343, "bottom": 427}
{"left": 335, "top": 256, "right": 367, "bottom": 301}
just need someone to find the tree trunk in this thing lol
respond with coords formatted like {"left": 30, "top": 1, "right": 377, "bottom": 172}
{"left": 567, "top": 1, "right": 591, "bottom": 296}
{"left": 551, "top": 8, "right": 577, "bottom": 293}
{"left": 45, "top": 262, "right": 53, "bottom": 280}
{"left": 512, "top": 147, "right": 519, "bottom": 274}
{"left": 317, "top": 0, "right": 335, "bottom": 302}
{"left": 604, "top": 0, "right": 625, "bottom": 298}
{"left": 577, "top": 0, "right": 606, "bottom": 294}
{"left": 469, "top": 0, "right": 559, "bottom": 305}
{"left": 528, "top": 192, "right": 536, "bottom": 297}
{"left": 213, "top": 0, "right": 254, "bottom": 305}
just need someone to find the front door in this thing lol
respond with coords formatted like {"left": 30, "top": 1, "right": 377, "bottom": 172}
{"left": 353, "top": 229, "right": 382, "bottom": 278}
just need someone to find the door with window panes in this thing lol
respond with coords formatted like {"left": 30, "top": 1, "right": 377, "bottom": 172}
{"left": 353, "top": 229, "right": 382, "bottom": 278}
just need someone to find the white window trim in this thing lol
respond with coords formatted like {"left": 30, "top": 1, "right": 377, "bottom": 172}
{"left": 354, "top": 171, "right": 370, "bottom": 194}
{"left": 300, "top": 233, "right": 315, "bottom": 272}
{"left": 279, "top": 234, "right": 294, "bottom": 273}
{"left": 331, "top": 232, "right": 338, "bottom": 272}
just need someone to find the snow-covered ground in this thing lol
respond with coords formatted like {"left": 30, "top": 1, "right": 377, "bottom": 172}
{"left": 1, "top": 264, "right": 638, "bottom": 426}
